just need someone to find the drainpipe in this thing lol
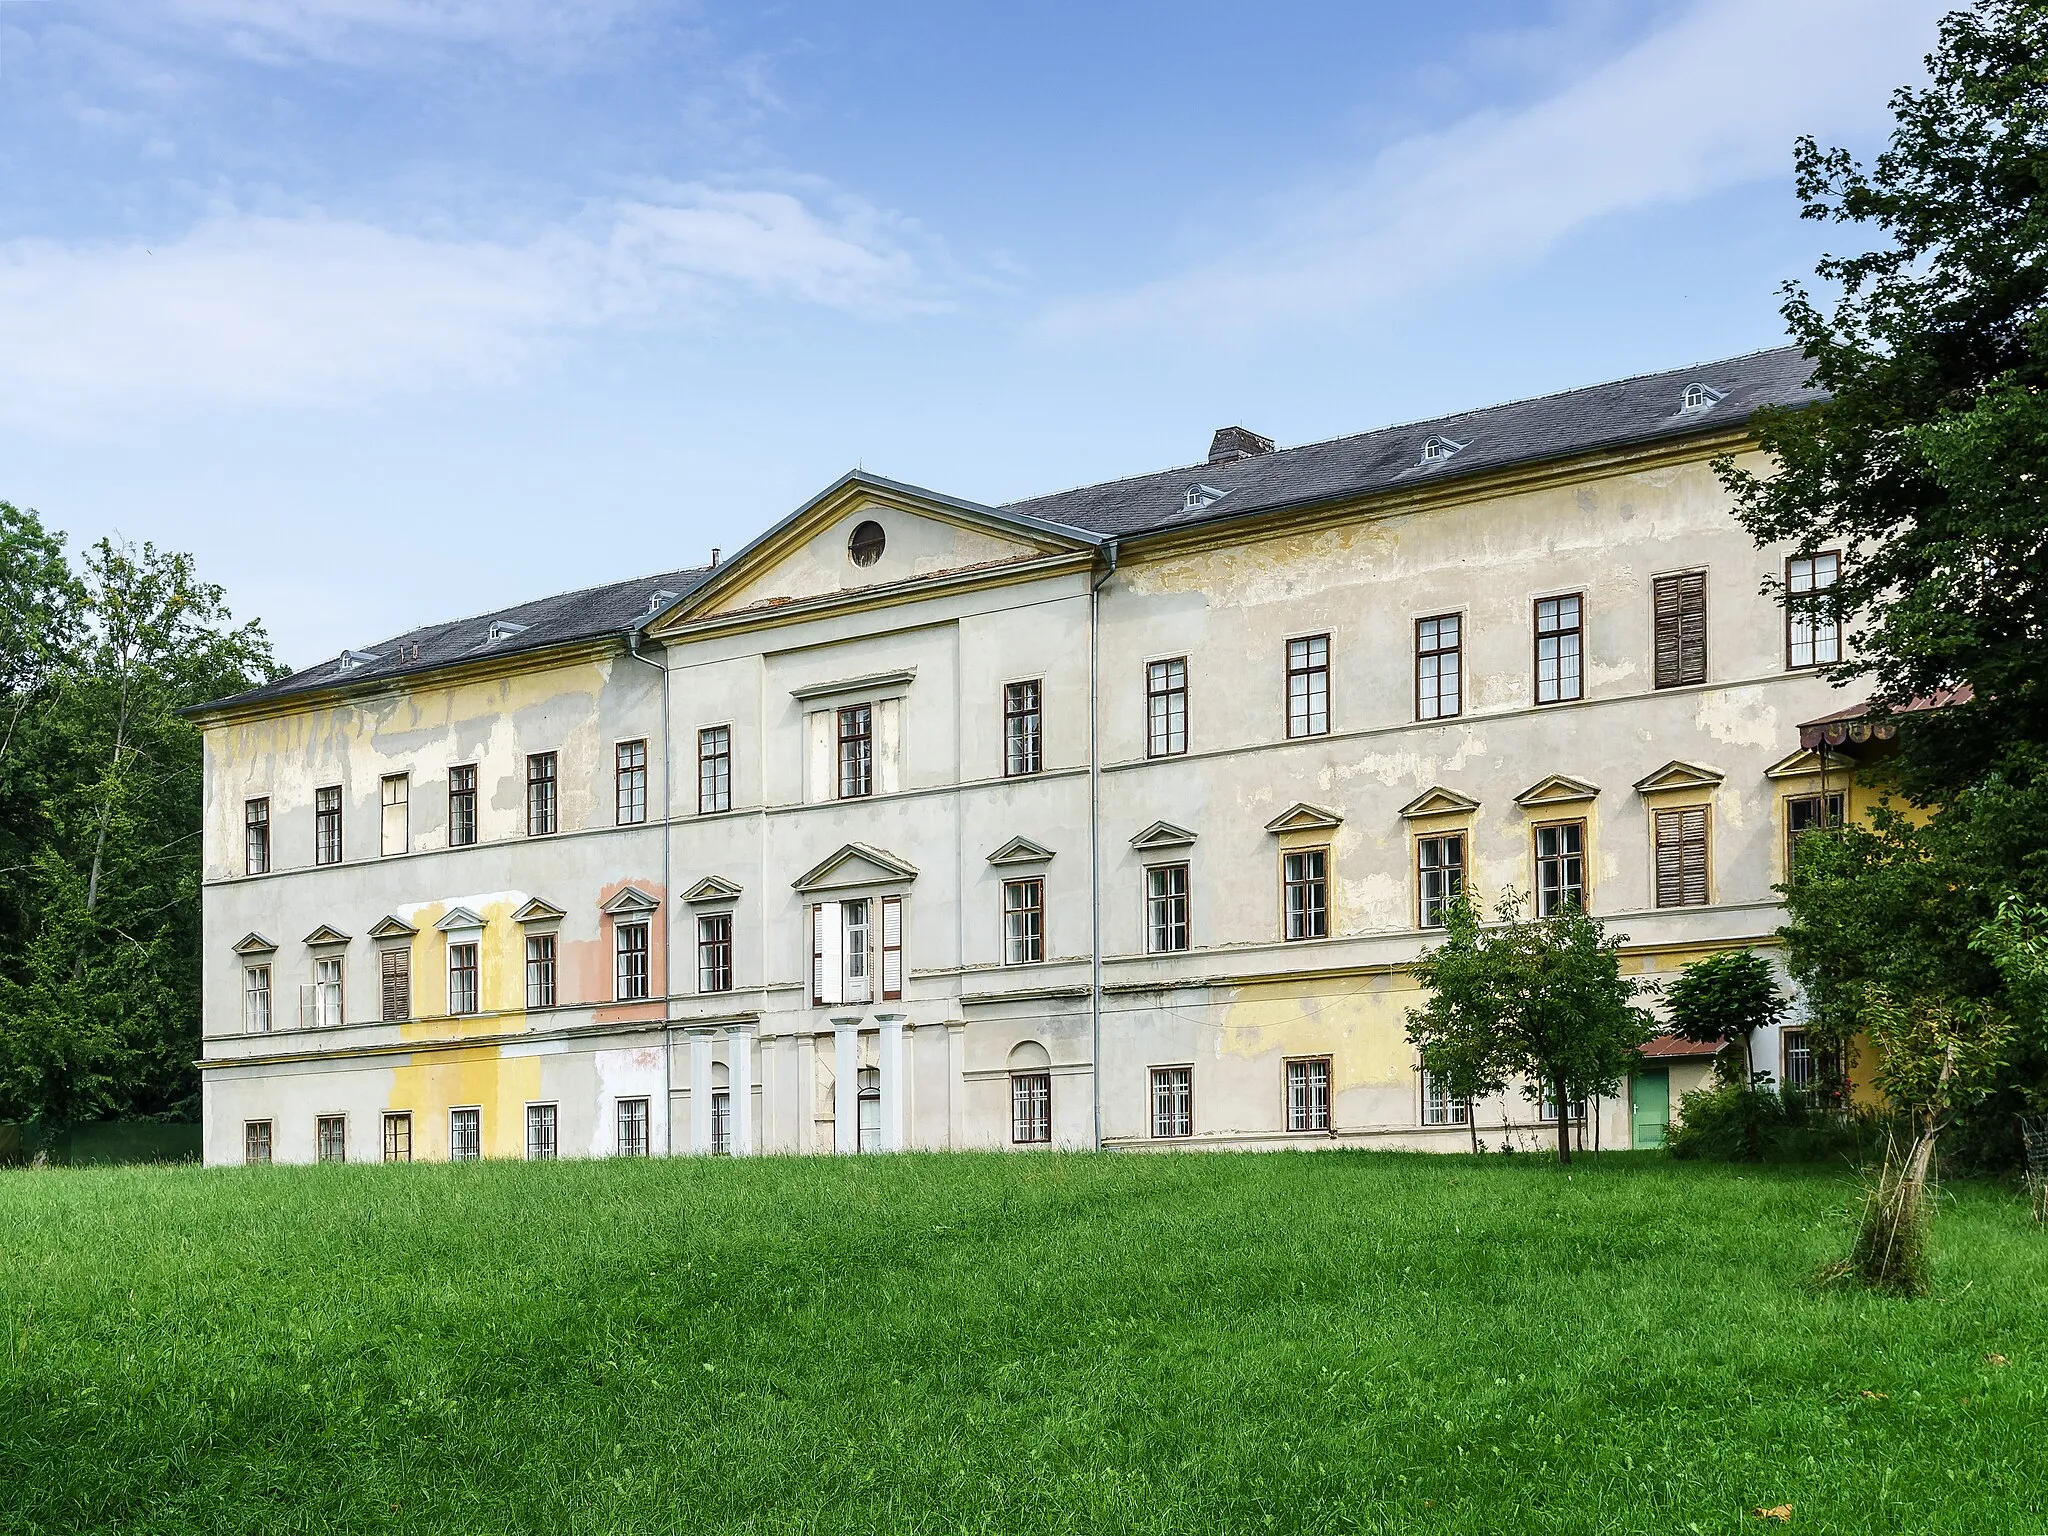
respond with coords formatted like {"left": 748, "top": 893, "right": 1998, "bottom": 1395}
{"left": 626, "top": 628, "right": 674, "bottom": 1154}
{"left": 1088, "top": 539, "right": 1119, "bottom": 1153}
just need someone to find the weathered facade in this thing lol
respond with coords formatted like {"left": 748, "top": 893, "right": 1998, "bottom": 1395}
{"left": 195, "top": 347, "right": 1856, "bottom": 1165}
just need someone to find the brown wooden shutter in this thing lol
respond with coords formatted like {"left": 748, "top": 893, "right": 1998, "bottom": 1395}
{"left": 1654, "top": 572, "right": 1708, "bottom": 687}
{"left": 1655, "top": 807, "right": 1709, "bottom": 907}
{"left": 380, "top": 949, "right": 410, "bottom": 1021}
{"left": 881, "top": 896, "right": 903, "bottom": 1001}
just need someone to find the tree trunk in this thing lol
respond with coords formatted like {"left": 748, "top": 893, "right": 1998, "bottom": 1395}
{"left": 1554, "top": 1072, "right": 1571, "bottom": 1165}
{"left": 74, "top": 663, "right": 132, "bottom": 981}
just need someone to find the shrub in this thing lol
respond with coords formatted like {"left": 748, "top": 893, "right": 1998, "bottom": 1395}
{"left": 1666, "top": 1080, "right": 1882, "bottom": 1164}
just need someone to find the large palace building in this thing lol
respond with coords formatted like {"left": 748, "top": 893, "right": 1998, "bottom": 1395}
{"left": 193, "top": 347, "right": 1858, "bottom": 1165}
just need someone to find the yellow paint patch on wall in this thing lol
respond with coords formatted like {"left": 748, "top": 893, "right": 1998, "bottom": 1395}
{"left": 1216, "top": 974, "right": 1424, "bottom": 1091}
{"left": 388, "top": 1044, "right": 542, "bottom": 1161}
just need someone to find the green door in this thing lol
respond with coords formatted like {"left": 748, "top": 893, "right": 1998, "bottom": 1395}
{"left": 1631, "top": 1069, "right": 1670, "bottom": 1149}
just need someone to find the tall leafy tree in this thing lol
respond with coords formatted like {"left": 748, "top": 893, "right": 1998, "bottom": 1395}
{"left": 1663, "top": 950, "right": 1787, "bottom": 1084}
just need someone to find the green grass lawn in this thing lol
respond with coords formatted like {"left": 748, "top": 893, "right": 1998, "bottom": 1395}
{"left": 1, "top": 1152, "right": 2042, "bottom": 1535}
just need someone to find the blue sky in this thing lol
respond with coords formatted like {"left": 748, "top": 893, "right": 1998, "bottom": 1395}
{"left": 0, "top": 0, "right": 1948, "bottom": 666}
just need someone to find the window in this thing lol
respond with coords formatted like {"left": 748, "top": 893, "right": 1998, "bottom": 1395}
{"left": 1011, "top": 1072, "right": 1051, "bottom": 1144}
{"left": 1787, "top": 553, "right": 1842, "bottom": 668}
{"left": 697, "top": 913, "right": 733, "bottom": 993}
{"left": 448, "top": 765, "right": 477, "bottom": 847}
{"left": 449, "top": 1107, "right": 481, "bottom": 1161}
{"left": 698, "top": 726, "right": 731, "bottom": 814}
{"left": 447, "top": 942, "right": 479, "bottom": 1016}
{"left": 837, "top": 705, "right": 873, "bottom": 799}
{"left": 380, "top": 774, "right": 408, "bottom": 856}
{"left": 1002, "top": 878, "right": 1044, "bottom": 965}
{"left": 617, "top": 1097, "right": 650, "bottom": 1157}
{"left": 1422, "top": 1071, "right": 1469, "bottom": 1126}
{"left": 1534, "top": 821, "right": 1585, "bottom": 917}
{"left": 1415, "top": 615, "right": 1461, "bottom": 720}
{"left": 1150, "top": 1066, "right": 1193, "bottom": 1139}
{"left": 1146, "top": 863, "right": 1190, "bottom": 953}
{"left": 314, "top": 786, "right": 342, "bottom": 865}
{"left": 1539, "top": 1085, "right": 1588, "bottom": 1123}
{"left": 1004, "top": 680, "right": 1043, "bottom": 776}
{"left": 1283, "top": 848, "right": 1328, "bottom": 941}
{"left": 525, "top": 1103, "right": 557, "bottom": 1161}
{"left": 243, "top": 964, "right": 272, "bottom": 1033}
{"left": 711, "top": 1091, "right": 731, "bottom": 1156}
{"left": 843, "top": 899, "right": 871, "bottom": 1002}
{"left": 1654, "top": 806, "right": 1710, "bottom": 908}
{"left": 317, "top": 1115, "right": 346, "bottom": 1163}
{"left": 1287, "top": 635, "right": 1330, "bottom": 738}
{"left": 244, "top": 798, "right": 270, "bottom": 875}
{"left": 379, "top": 948, "right": 411, "bottom": 1022}
{"left": 615, "top": 921, "right": 650, "bottom": 1001}
{"left": 1146, "top": 658, "right": 1188, "bottom": 757}
{"left": 1416, "top": 834, "right": 1465, "bottom": 928}
{"left": 244, "top": 1120, "right": 272, "bottom": 1165}
{"left": 615, "top": 740, "right": 648, "bottom": 825}
{"left": 1786, "top": 792, "right": 1845, "bottom": 870}
{"left": 1287, "top": 1057, "right": 1331, "bottom": 1132}
{"left": 1653, "top": 571, "right": 1708, "bottom": 688}
{"left": 1534, "top": 595, "right": 1583, "bottom": 704}
{"left": 526, "top": 752, "right": 558, "bottom": 836}
{"left": 1783, "top": 1028, "right": 1814, "bottom": 1090}
{"left": 809, "top": 896, "right": 901, "bottom": 1005}
{"left": 525, "top": 934, "right": 556, "bottom": 1008}
{"left": 857, "top": 1066, "right": 881, "bottom": 1152}
{"left": 313, "top": 957, "right": 344, "bottom": 1028}
{"left": 383, "top": 1112, "right": 412, "bottom": 1163}
{"left": 848, "top": 519, "right": 886, "bottom": 567}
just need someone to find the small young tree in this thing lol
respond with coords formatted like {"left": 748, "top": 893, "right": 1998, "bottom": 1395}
{"left": 1664, "top": 949, "right": 1787, "bottom": 1084}
{"left": 1407, "top": 892, "right": 1654, "bottom": 1164}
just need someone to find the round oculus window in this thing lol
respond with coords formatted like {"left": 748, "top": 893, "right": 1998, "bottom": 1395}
{"left": 847, "top": 519, "right": 886, "bottom": 568}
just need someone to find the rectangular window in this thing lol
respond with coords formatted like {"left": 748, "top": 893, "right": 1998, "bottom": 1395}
{"left": 837, "top": 705, "right": 873, "bottom": 799}
{"left": 1653, "top": 571, "right": 1708, "bottom": 688}
{"left": 697, "top": 912, "right": 733, "bottom": 993}
{"left": 525, "top": 1103, "right": 558, "bottom": 1162}
{"left": 1283, "top": 848, "right": 1328, "bottom": 941}
{"left": 1150, "top": 1065, "right": 1193, "bottom": 1139}
{"left": 615, "top": 740, "right": 648, "bottom": 825}
{"left": 526, "top": 752, "right": 558, "bottom": 836}
{"left": 1287, "top": 1057, "right": 1331, "bottom": 1132}
{"left": 243, "top": 964, "right": 271, "bottom": 1033}
{"left": 525, "top": 933, "right": 556, "bottom": 1008}
{"left": 1004, "top": 680, "right": 1043, "bottom": 776}
{"left": 382, "top": 1112, "right": 412, "bottom": 1164}
{"left": 1011, "top": 1072, "right": 1051, "bottom": 1144}
{"left": 1002, "top": 877, "right": 1044, "bottom": 965}
{"left": 313, "top": 956, "right": 344, "bottom": 1028}
{"left": 1146, "top": 863, "right": 1190, "bottom": 953}
{"left": 1422, "top": 1070, "right": 1470, "bottom": 1126}
{"left": 314, "top": 785, "right": 342, "bottom": 865}
{"left": 244, "top": 797, "right": 270, "bottom": 875}
{"left": 842, "top": 898, "right": 871, "bottom": 1004}
{"left": 1286, "top": 634, "right": 1331, "bottom": 738}
{"left": 617, "top": 1097, "right": 650, "bottom": 1157}
{"left": 1534, "top": 594, "right": 1583, "bottom": 704}
{"left": 447, "top": 942, "right": 479, "bottom": 1015}
{"left": 380, "top": 773, "right": 408, "bottom": 857}
{"left": 711, "top": 1092, "right": 731, "bottom": 1156}
{"left": 615, "top": 921, "right": 650, "bottom": 1001}
{"left": 1416, "top": 834, "right": 1465, "bottom": 928}
{"left": 449, "top": 1107, "right": 481, "bottom": 1162}
{"left": 698, "top": 726, "right": 731, "bottom": 814}
{"left": 1539, "top": 1085, "right": 1588, "bottom": 1124}
{"left": 1783, "top": 1028, "right": 1815, "bottom": 1090}
{"left": 448, "top": 764, "right": 477, "bottom": 847}
{"left": 1786, "top": 792, "right": 1845, "bottom": 870}
{"left": 379, "top": 948, "right": 411, "bottom": 1022}
{"left": 810, "top": 898, "right": 899, "bottom": 1005}
{"left": 1787, "top": 552, "right": 1842, "bottom": 669}
{"left": 1415, "top": 615, "right": 1461, "bottom": 720}
{"left": 1654, "top": 806, "right": 1710, "bottom": 908}
{"left": 1533, "top": 821, "right": 1585, "bottom": 917}
{"left": 244, "top": 1120, "right": 272, "bottom": 1165}
{"left": 317, "top": 1115, "right": 346, "bottom": 1164}
{"left": 881, "top": 895, "right": 904, "bottom": 1002}
{"left": 1146, "top": 658, "right": 1188, "bottom": 757}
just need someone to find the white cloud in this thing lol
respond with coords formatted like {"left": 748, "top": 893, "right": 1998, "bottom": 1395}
{"left": 1039, "top": 0, "right": 1947, "bottom": 340}
{"left": 0, "top": 186, "right": 941, "bottom": 430}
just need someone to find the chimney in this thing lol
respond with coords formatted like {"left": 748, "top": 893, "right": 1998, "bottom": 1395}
{"left": 1208, "top": 426, "right": 1274, "bottom": 465}
{"left": 710, "top": 547, "right": 721, "bottom": 568}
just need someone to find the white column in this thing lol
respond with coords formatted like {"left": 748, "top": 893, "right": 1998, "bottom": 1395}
{"left": 730, "top": 1024, "right": 755, "bottom": 1156}
{"left": 947, "top": 1021, "right": 967, "bottom": 1150}
{"left": 832, "top": 1015, "right": 861, "bottom": 1154}
{"left": 688, "top": 1031, "right": 713, "bottom": 1154}
{"left": 877, "top": 1012, "right": 906, "bottom": 1152}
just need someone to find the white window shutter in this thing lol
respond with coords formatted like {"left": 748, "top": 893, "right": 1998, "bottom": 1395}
{"left": 881, "top": 896, "right": 903, "bottom": 1001}
{"left": 877, "top": 697, "right": 902, "bottom": 794}
{"left": 812, "top": 901, "right": 842, "bottom": 1006}
{"left": 807, "top": 710, "right": 832, "bottom": 804}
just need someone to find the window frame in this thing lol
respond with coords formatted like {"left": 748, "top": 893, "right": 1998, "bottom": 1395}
{"left": 1003, "top": 679, "right": 1044, "bottom": 777}
{"left": 380, "top": 773, "right": 409, "bottom": 857}
{"left": 697, "top": 911, "right": 734, "bottom": 994}
{"left": 1415, "top": 831, "right": 1466, "bottom": 929}
{"left": 1282, "top": 846, "right": 1329, "bottom": 941}
{"left": 1785, "top": 551, "right": 1842, "bottom": 670}
{"left": 1653, "top": 804, "right": 1711, "bottom": 909}
{"left": 1145, "top": 862, "right": 1190, "bottom": 954}
{"left": 243, "top": 1119, "right": 273, "bottom": 1165}
{"left": 1145, "top": 657, "right": 1188, "bottom": 758}
{"left": 314, "top": 785, "right": 343, "bottom": 865}
{"left": 1414, "top": 614, "right": 1462, "bottom": 721}
{"left": 1533, "top": 819, "right": 1586, "bottom": 918}
{"left": 446, "top": 940, "right": 480, "bottom": 1016}
{"left": 448, "top": 1106, "right": 482, "bottom": 1162}
{"left": 244, "top": 797, "right": 270, "bottom": 875}
{"left": 1002, "top": 876, "right": 1045, "bottom": 966}
{"left": 448, "top": 763, "right": 478, "bottom": 847}
{"left": 382, "top": 1111, "right": 412, "bottom": 1163}
{"left": 1533, "top": 592, "right": 1584, "bottom": 705}
{"left": 243, "top": 963, "right": 272, "bottom": 1033}
{"left": 379, "top": 946, "right": 411, "bottom": 1022}
{"left": 614, "top": 919, "right": 651, "bottom": 1001}
{"left": 1285, "top": 1056, "right": 1332, "bottom": 1133}
{"left": 525, "top": 933, "right": 557, "bottom": 1009}
{"left": 525, "top": 1102, "right": 558, "bottom": 1162}
{"left": 525, "top": 751, "right": 558, "bottom": 836}
{"left": 615, "top": 738, "right": 649, "bottom": 826}
{"left": 697, "top": 725, "right": 732, "bottom": 814}
{"left": 313, "top": 956, "right": 344, "bottom": 1028}
{"left": 1652, "top": 570, "right": 1709, "bottom": 689}
{"left": 1011, "top": 1071, "right": 1052, "bottom": 1144}
{"left": 1784, "top": 791, "right": 1846, "bottom": 872}
{"left": 1285, "top": 633, "right": 1331, "bottom": 739}
{"left": 1149, "top": 1065, "right": 1193, "bottom": 1139}
{"left": 316, "top": 1114, "right": 347, "bottom": 1164}
{"left": 1421, "top": 1069, "right": 1470, "bottom": 1126}
{"left": 616, "top": 1096, "right": 650, "bottom": 1157}
{"left": 836, "top": 704, "right": 874, "bottom": 799}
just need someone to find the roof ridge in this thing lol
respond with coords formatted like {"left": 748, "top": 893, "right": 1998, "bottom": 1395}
{"left": 354, "top": 563, "right": 711, "bottom": 655}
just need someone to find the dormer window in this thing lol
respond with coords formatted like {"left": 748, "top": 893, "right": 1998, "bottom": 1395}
{"left": 1681, "top": 383, "right": 1724, "bottom": 412}
{"left": 1420, "top": 436, "right": 1465, "bottom": 464}
{"left": 1183, "top": 484, "right": 1227, "bottom": 512}
{"left": 485, "top": 620, "right": 529, "bottom": 645}
{"left": 336, "top": 649, "right": 381, "bottom": 673}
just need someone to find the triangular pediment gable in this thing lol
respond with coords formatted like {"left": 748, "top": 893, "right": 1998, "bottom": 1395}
{"left": 1398, "top": 787, "right": 1480, "bottom": 820}
{"left": 1514, "top": 775, "right": 1600, "bottom": 809}
{"left": 1633, "top": 760, "right": 1725, "bottom": 794}
{"left": 792, "top": 842, "right": 920, "bottom": 894}
{"left": 599, "top": 887, "right": 662, "bottom": 915}
{"left": 303, "top": 924, "right": 352, "bottom": 947}
{"left": 1130, "top": 820, "right": 1198, "bottom": 850}
{"left": 684, "top": 875, "right": 744, "bottom": 904}
{"left": 1263, "top": 802, "right": 1343, "bottom": 834}
{"left": 433, "top": 905, "right": 486, "bottom": 932}
{"left": 647, "top": 472, "right": 1099, "bottom": 634}
{"left": 1764, "top": 748, "right": 1832, "bottom": 780}
{"left": 988, "top": 836, "right": 1056, "bottom": 866}
{"left": 366, "top": 915, "right": 419, "bottom": 941}
{"left": 232, "top": 931, "right": 277, "bottom": 955}
{"left": 511, "top": 898, "right": 566, "bottom": 923}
